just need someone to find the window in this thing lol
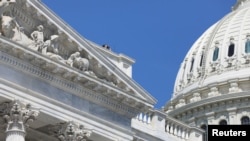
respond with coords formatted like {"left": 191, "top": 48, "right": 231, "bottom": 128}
{"left": 201, "top": 124, "right": 207, "bottom": 141}
{"left": 212, "top": 47, "right": 219, "bottom": 61}
{"left": 190, "top": 58, "right": 194, "bottom": 72}
{"left": 245, "top": 39, "right": 250, "bottom": 53}
{"left": 241, "top": 116, "right": 250, "bottom": 125}
{"left": 228, "top": 44, "right": 235, "bottom": 57}
{"left": 219, "top": 120, "right": 227, "bottom": 125}
{"left": 200, "top": 53, "right": 204, "bottom": 67}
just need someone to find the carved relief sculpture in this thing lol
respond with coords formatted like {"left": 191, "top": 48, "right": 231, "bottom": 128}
{"left": 42, "top": 34, "right": 66, "bottom": 63}
{"left": 0, "top": 15, "right": 33, "bottom": 46}
{"left": 66, "top": 52, "right": 89, "bottom": 71}
{"left": 30, "top": 25, "right": 44, "bottom": 52}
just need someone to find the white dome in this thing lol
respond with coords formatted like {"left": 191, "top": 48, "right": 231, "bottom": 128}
{"left": 173, "top": 0, "right": 250, "bottom": 99}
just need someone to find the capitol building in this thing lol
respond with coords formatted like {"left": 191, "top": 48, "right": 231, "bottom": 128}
{"left": 0, "top": 0, "right": 250, "bottom": 141}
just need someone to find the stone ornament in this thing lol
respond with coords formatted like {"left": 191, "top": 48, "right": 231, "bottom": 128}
{"left": 175, "top": 99, "right": 186, "bottom": 109}
{"left": 229, "top": 82, "right": 242, "bottom": 93}
{"left": 66, "top": 52, "right": 89, "bottom": 71}
{"left": 208, "top": 87, "right": 221, "bottom": 97}
{"left": 0, "top": 100, "right": 39, "bottom": 127}
{"left": 30, "top": 25, "right": 44, "bottom": 52}
{"left": 190, "top": 93, "right": 201, "bottom": 103}
{"left": 50, "top": 121, "right": 92, "bottom": 141}
{"left": 0, "top": 100, "right": 40, "bottom": 141}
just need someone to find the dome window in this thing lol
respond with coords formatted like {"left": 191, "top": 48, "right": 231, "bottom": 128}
{"left": 241, "top": 116, "right": 250, "bottom": 125}
{"left": 245, "top": 35, "right": 250, "bottom": 53}
{"left": 200, "top": 53, "right": 204, "bottom": 67}
{"left": 228, "top": 43, "right": 235, "bottom": 57}
{"left": 212, "top": 47, "right": 219, "bottom": 61}
{"left": 189, "top": 58, "right": 195, "bottom": 72}
{"left": 219, "top": 120, "right": 227, "bottom": 125}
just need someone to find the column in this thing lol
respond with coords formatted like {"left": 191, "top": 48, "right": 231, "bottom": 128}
{"left": 0, "top": 100, "right": 40, "bottom": 141}
{"left": 51, "top": 121, "right": 92, "bottom": 141}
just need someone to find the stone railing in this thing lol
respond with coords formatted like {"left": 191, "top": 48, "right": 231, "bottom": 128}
{"left": 132, "top": 110, "right": 204, "bottom": 141}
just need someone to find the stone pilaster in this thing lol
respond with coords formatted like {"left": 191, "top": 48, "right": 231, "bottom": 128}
{"left": 50, "top": 121, "right": 92, "bottom": 141}
{"left": 0, "top": 100, "right": 40, "bottom": 141}
{"left": 227, "top": 108, "right": 237, "bottom": 124}
{"left": 206, "top": 112, "right": 215, "bottom": 125}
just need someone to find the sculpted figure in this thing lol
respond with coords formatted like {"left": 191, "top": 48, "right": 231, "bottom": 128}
{"left": 0, "top": 15, "right": 33, "bottom": 46}
{"left": 43, "top": 35, "right": 65, "bottom": 63}
{"left": 44, "top": 35, "right": 59, "bottom": 54}
{"left": 66, "top": 52, "right": 80, "bottom": 67}
{"left": 66, "top": 52, "right": 89, "bottom": 71}
{"left": 30, "top": 25, "right": 44, "bottom": 52}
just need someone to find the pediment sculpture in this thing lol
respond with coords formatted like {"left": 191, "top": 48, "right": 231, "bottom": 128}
{"left": 0, "top": 14, "right": 90, "bottom": 73}
{"left": 0, "top": 1, "right": 133, "bottom": 95}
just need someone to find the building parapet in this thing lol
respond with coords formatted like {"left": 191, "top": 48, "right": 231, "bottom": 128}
{"left": 132, "top": 110, "right": 204, "bottom": 141}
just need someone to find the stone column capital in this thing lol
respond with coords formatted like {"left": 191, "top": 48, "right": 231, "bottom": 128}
{"left": 0, "top": 100, "right": 40, "bottom": 141}
{"left": 50, "top": 121, "right": 92, "bottom": 141}
{"left": 0, "top": 100, "right": 40, "bottom": 126}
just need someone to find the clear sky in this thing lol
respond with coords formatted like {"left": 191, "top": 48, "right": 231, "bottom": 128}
{"left": 42, "top": 0, "right": 236, "bottom": 109}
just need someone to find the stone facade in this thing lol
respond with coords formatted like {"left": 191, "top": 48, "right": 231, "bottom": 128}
{"left": 2, "top": 0, "right": 249, "bottom": 141}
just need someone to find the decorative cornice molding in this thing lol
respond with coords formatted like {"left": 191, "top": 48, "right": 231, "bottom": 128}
{"left": 168, "top": 92, "right": 250, "bottom": 117}
{"left": 0, "top": 45, "right": 140, "bottom": 118}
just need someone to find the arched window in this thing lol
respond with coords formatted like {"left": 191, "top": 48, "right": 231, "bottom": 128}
{"left": 190, "top": 58, "right": 195, "bottom": 72}
{"left": 201, "top": 124, "right": 207, "bottom": 141}
{"left": 245, "top": 39, "right": 250, "bottom": 53}
{"left": 213, "top": 47, "right": 219, "bottom": 61}
{"left": 241, "top": 116, "right": 250, "bottom": 125}
{"left": 228, "top": 43, "right": 235, "bottom": 57}
{"left": 219, "top": 120, "right": 227, "bottom": 125}
{"left": 201, "top": 124, "right": 207, "bottom": 130}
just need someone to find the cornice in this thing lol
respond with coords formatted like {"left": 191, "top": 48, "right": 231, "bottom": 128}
{"left": 0, "top": 37, "right": 144, "bottom": 118}
{"left": 168, "top": 91, "right": 250, "bottom": 117}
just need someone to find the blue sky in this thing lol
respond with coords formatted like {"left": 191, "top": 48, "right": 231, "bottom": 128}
{"left": 42, "top": 0, "right": 236, "bottom": 109}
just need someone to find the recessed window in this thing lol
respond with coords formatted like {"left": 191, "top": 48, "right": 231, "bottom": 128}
{"left": 201, "top": 124, "right": 207, "bottom": 141}
{"left": 241, "top": 116, "right": 250, "bottom": 125}
{"left": 201, "top": 124, "right": 207, "bottom": 130}
{"left": 219, "top": 120, "right": 227, "bottom": 125}
{"left": 245, "top": 38, "right": 250, "bottom": 53}
{"left": 190, "top": 58, "right": 194, "bottom": 72}
{"left": 213, "top": 47, "right": 219, "bottom": 61}
{"left": 200, "top": 53, "right": 204, "bottom": 67}
{"left": 228, "top": 43, "right": 235, "bottom": 57}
